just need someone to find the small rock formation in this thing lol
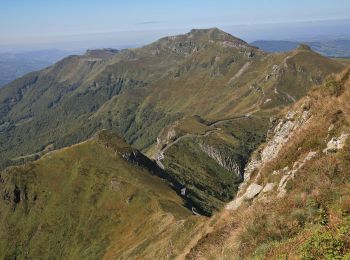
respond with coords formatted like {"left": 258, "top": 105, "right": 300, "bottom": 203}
{"left": 110, "top": 179, "right": 121, "bottom": 192}
{"left": 276, "top": 151, "right": 317, "bottom": 197}
{"left": 199, "top": 143, "right": 242, "bottom": 178}
{"left": 156, "top": 124, "right": 178, "bottom": 150}
{"left": 261, "top": 107, "right": 311, "bottom": 163}
{"left": 245, "top": 184, "right": 263, "bottom": 199}
{"left": 323, "top": 133, "right": 349, "bottom": 154}
{"left": 226, "top": 183, "right": 263, "bottom": 210}
{"left": 264, "top": 98, "right": 272, "bottom": 104}
{"left": 227, "top": 100, "right": 313, "bottom": 210}
{"left": 262, "top": 183, "right": 275, "bottom": 193}
{"left": 250, "top": 83, "right": 263, "bottom": 93}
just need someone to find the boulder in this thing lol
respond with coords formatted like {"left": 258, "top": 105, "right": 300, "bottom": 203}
{"left": 323, "top": 133, "right": 349, "bottom": 154}
{"left": 244, "top": 184, "right": 263, "bottom": 200}
{"left": 262, "top": 183, "right": 275, "bottom": 193}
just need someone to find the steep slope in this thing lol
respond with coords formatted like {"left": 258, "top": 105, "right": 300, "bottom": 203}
{"left": 0, "top": 131, "right": 205, "bottom": 259}
{"left": 0, "top": 28, "right": 344, "bottom": 170}
{"left": 186, "top": 68, "right": 350, "bottom": 259}
{"left": 147, "top": 113, "right": 270, "bottom": 215}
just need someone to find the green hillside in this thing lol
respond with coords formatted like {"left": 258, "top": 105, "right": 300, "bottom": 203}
{"left": 0, "top": 131, "right": 204, "bottom": 259}
{"left": 0, "top": 28, "right": 344, "bottom": 170}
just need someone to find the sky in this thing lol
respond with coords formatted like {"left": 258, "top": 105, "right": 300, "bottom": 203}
{"left": 1, "top": 0, "right": 350, "bottom": 51}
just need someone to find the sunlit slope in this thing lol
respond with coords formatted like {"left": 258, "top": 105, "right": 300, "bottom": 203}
{"left": 0, "top": 28, "right": 344, "bottom": 168}
{"left": 186, "top": 68, "right": 350, "bottom": 259}
{"left": 0, "top": 131, "right": 203, "bottom": 259}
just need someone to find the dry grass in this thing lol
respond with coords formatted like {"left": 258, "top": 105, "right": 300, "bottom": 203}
{"left": 186, "top": 67, "right": 350, "bottom": 259}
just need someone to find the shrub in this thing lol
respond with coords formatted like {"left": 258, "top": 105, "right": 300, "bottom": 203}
{"left": 301, "top": 230, "right": 345, "bottom": 260}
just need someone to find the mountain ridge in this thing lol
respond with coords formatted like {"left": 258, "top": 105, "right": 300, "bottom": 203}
{"left": 0, "top": 28, "right": 345, "bottom": 214}
{"left": 1, "top": 28, "right": 350, "bottom": 258}
{"left": 252, "top": 39, "right": 350, "bottom": 57}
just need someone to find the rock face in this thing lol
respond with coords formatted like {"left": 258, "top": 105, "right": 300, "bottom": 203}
{"left": 155, "top": 123, "right": 179, "bottom": 152}
{"left": 276, "top": 151, "right": 317, "bottom": 197}
{"left": 261, "top": 120, "right": 295, "bottom": 162}
{"left": 323, "top": 133, "right": 349, "bottom": 154}
{"left": 262, "top": 183, "right": 275, "bottom": 193}
{"left": 226, "top": 183, "right": 263, "bottom": 210}
{"left": 226, "top": 82, "right": 350, "bottom": 211}
{"left": 199, "top": 143, "right": 242, "bottom": 178}
{"left": 227, "top": 100, "right": 313, "bottom": 210}
{"left": 239, "top": 104, "right": 311, "bottom": 190}
{"left": 261, "top": 109, "right": 311, "bottom": 162}
{"left": 245, "top": 184, "right": 263, "bottom": 199}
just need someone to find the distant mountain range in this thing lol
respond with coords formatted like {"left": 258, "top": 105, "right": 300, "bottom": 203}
{"left": 251, "top": 39, "right": 350, "bottom": 57}
{"left": 1, "top": 34, "right": 350, "bottom": 90}
{"left": 0, "top": 50, "right": 79, "bottom": 88}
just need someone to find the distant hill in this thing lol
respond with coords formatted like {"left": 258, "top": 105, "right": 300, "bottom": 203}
{"left": 0, "top": 50, "right": 78, "bottom": 88}
{"left": 251, "top": 40, "right": 300, "bottom": 52}
{"left": 251, "top": 39, "right": 350, "bottom": 57}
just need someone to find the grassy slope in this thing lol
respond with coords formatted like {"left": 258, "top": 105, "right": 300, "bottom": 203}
{"left": 0, "top": 29, "right": 344, "bottom": 169}
{"left": 186, "top": 68, "right": 350, "bottom": 259}
{"left": 0, "top": 132, "right": 204, "bottom": 259}
{"left": 160, "top": 114, "right": 270, "bottom": 215}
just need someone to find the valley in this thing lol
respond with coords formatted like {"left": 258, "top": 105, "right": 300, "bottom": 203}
{"left": 0, "top": 28, "right": 349, "bottom": 259}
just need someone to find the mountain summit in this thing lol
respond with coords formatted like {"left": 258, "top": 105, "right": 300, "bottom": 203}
{"left": 164, "top": 27, "right": 251, "bottom": 46}
{"left": 146, "top": 28, "right": 256, "bottom": 53}
{"left": 145, "top": 27, "right": 256, "bottom": 57}
{"left": 0, "top": 28, "right": 344, "bottom": 175}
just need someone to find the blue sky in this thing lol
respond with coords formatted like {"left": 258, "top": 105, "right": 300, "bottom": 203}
{"left": 1, "top": 0, "right": 350, "bottom": 50}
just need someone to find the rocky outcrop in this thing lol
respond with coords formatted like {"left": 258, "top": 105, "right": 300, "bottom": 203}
{"left": 323, "top": 133, "right": 349, "bottom": 154}
{"left": 199, "top": 143, "right": 242, "bottom": 178}
{"left": 262, "top": 183, "right": 275, "bottom": 193}
{"left": 226, "top": 183, "right": 263, "bottom": 210}
{"left": 156, "top": 124, "right": 178, "bottom": 152}
{"left": 276, "top": 151, "right": 317, "bottom": 197}
{"left": 227, "top": 100, "right": 313, "bottom": 210}
{"left": 261, "top": 109, "right": 311, "bottom": 163}
{"left": 240, "top": 107, "right": 311, "bottom": 189}
{"left": 245, "top": 184, "right": 263, "bottom": 199}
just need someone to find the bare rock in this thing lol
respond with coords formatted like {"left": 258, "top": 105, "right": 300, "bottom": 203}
{"left": 244, "top": 184, "right": 263, "bottom": 200}
{"left": 225, "top": 183, "right": 262, "bottom": 210}
{"left": 262, "top": 183, "right": 275, "bottom": 193}
{"left": 323, "top": 133, "right": 349, "bottom": 154}
{"left": 199, "top": 143, "right": 242, "bottom": 178}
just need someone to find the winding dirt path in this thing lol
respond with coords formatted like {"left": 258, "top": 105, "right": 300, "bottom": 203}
{"left": 156, "top": 115, "right": 249, "bottom": 168}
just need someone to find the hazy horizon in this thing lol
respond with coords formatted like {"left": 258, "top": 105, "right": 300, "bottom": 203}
{"left": 1, "top": 0, "right": 350, "bottom": 52}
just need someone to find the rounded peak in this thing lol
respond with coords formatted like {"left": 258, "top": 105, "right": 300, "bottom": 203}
{"left": 296, "top": 43, "right": 312, "bottom": 51}
{"left": 146, "top": 28, "right": 255, "bottom": 55}
{"left": 187, "top": 27, "right": 244, "bottom": 42}
{"left": 189, "top": 27, "right": 222, "bottom": 35}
